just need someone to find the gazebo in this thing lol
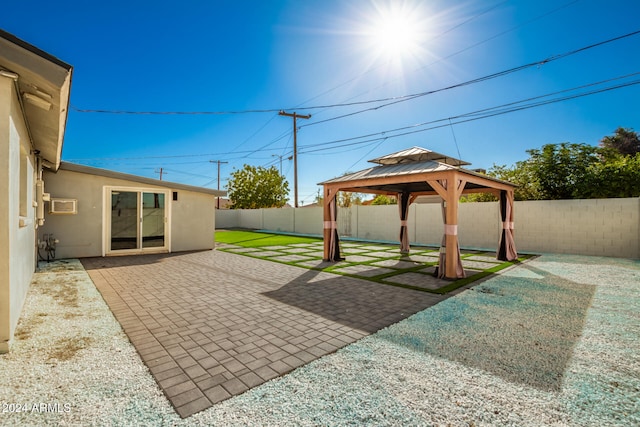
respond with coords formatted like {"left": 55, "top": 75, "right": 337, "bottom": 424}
{"left": 318, "top": 147, "right": 518, "bottom": 279}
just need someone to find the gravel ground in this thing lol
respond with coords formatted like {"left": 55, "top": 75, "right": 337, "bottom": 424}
{"left": 0, "top": 254, "right": 638, "bottom": 426}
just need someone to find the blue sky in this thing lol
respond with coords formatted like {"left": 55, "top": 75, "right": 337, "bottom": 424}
{"left": 2, "top": 0, "right": 639, "bottom": 205}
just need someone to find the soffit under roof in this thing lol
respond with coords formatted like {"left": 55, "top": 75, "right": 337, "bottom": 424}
{"left": 0, "top": 29, "right": 72, "bottom": 170}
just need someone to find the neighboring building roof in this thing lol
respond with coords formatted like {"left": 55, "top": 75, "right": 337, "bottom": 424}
{"left": 58, "top": 162, "right": 226, "bottom": 196}
{"left": 0, "top": 29, "right": 72, "bottom": 171}
{"left": 300, "top": 202, "right": 320, "bottom": 208}
{"left": 368, "top": 146, "right": 471, "bottom": 166}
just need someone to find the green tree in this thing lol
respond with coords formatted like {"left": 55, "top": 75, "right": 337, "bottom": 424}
{"left": 463, "top": 135, "right": 639, "bottom": 202}
{"left": 371, "top": 194, "right": 397, "bottom": 205}
{"left": 338, "top": 191, "right": 363, "bottom": 207}
{"left": 461, "top": 162, "right": 541, "bottom": 202}
{"left": 577, "top": 152, "right": 640, "bottom": 198}
{"left": 227, "top": 165, "right": 289, "bottom": 209}
{"left": 600, "top": 127, "right": 640, "bottom": 156}
{"left": 526, "top": 143, "right": 600, "bottom": 200}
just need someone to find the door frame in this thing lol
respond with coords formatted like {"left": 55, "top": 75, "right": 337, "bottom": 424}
{"left": 102, "top": 186, "right": 172, "bottom": 256}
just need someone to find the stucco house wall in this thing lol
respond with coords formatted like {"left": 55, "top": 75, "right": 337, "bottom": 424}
{"left": 40, "top": 164, "right": 219, "bottom": 259}
{"left": 0, "top": 76, "right": 38, "bottom": 353}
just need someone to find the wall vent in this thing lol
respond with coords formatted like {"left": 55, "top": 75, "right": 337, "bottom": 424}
{"left": 49, "top": 198, "right": 78, "bottom": 215}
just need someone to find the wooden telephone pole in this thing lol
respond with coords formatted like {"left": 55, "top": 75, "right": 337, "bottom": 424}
{"left": 209, "top": 160, "right": 228, "bottom": 209}
{"left": 154, "top": 167, "right": 166, "bottom": 180}
{"left": 279, "top": 111, "right": 311, "bottom": 208}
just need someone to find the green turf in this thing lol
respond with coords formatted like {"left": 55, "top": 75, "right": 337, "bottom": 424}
{"left": 215, "top": 230, "right": 321, "bottom": 247}
{"left": 216, "top": 230, "right": 533, "bottom": 294}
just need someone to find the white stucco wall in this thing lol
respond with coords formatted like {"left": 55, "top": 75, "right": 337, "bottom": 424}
{"left": 171, "top": 189, "right": 216, "bottom": 252}
{"left": 216, "top": 208, "right": 238, "bottom": 229}
{"left": 237, "top": 209, "right": 263, "bottom": 229}
{"left": 293, "top": 208, "right": 322, "bottom": 235}
{"left": 263, "top": 208, "right": 293, "bottom": 232}
{"left": 40, "top": 168, "right": 216, "bottom": 259}
{"left": 0, "top": 77, "right": 37, "bottom": 352}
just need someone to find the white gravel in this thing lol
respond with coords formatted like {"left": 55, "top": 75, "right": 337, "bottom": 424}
{"left": 0, "top": 255, "right": 638, "bottom": 426}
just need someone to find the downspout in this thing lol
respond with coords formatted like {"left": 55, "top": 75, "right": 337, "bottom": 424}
{"left": 35, "top": 154, "right": 44, "bottom": 227}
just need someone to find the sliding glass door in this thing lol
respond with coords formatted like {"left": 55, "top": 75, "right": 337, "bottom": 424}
{"left": 107, "top": 188, "right": 169, "bottom": 254}
{"left": 142, "top": 192, "right": 165, "bottom": 248}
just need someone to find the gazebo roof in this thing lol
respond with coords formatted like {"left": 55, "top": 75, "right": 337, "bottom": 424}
{"left": 319, "top": 146, "right": 515, "bottom": 194}
{"left": 369, "top": 146, "right": 471, "bottom": 166}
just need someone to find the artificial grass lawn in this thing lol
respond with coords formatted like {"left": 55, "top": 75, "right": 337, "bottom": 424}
{"left": 215, "top": 230, "right": 321, "bottom": 247}
{"left": 216, "top": 230, "right": 530, "bottom": 294}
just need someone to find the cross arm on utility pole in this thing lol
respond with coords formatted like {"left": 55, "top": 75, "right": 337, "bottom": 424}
{"left": 279, "top": 111, "right": 311, "bottom": 208}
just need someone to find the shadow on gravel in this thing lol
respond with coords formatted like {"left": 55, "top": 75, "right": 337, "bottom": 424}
{"left": 377, "top": 260, "right": 596, "bottom": 392}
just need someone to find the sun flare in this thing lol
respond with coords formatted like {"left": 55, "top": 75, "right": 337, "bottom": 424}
{"left": 366, "top": 3, "right": 425, "bottom": 60}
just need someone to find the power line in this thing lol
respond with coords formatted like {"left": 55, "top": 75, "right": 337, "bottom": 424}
{"left": 69, "top": 29, "right": 640, "bottom": 118}
{"left": 294, "top": 0, "right": 566, "bottom": 120}
{"left": 298, "top": 73, "right": 640, "bottom": 154}
{"left": 299, "top": 29, "right": 640, "bottom": 128}
{"left": 66, "top": 71, "right": 640, "bottom": 166}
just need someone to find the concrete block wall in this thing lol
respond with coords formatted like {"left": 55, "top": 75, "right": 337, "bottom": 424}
{"left": 515, "top": 198, "right": 639, "bottom": 258}
{"left": 414, "top": 204, "right": 447, "bottom": 247}
{"left": 457, "top": 202, "right": 502, "bottom": 250}
{"left": 216, "top": 198, "right": 640, "bottom": 259}
{"left": 353, "top": 205, "right": 398, "bottom": 241}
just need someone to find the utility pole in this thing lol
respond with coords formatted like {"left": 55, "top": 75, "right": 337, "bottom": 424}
{"left": 272, "top": 154, "right": 293, "bottom": 175}
{"left": 154, "top": 167, "right": 166, "bottom": 181}
{"left": 209, "top": 160, "right": 228, "bottom": 209}
{"left": 279, "top": 111, "right": 311, "bottom": 208}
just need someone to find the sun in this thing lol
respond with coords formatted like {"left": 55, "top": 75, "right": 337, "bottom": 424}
{"left": 365, "top": 3, "right": 425, "bottom": 60}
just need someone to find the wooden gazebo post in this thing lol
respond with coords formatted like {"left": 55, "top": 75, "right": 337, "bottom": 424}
{"left": 428, "top": 172, "right": 467, "bottom": 279}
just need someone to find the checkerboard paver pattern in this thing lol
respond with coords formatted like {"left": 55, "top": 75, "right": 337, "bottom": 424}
{"left": 81, "top": 250, "right": 447, "bottom": 418}
{"left": 219, "top": 240, "right": 509, "bottom": 293}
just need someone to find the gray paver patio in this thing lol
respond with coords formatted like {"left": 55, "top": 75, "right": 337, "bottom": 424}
{"left": 383, "top": 272, "right": 449, "bottom": 289}
{"left": 371, "top": 260, "right": 421, "bottom": 269}
{"left": 332, "top": 264, "right": 395, "bottom": 277}
{"left": 81, "top": 250, "right": 448, "bottom": 418}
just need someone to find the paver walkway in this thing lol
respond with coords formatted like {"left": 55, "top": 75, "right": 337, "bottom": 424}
{"left": 82, "top": 249, "right": 451, "bottom": 418}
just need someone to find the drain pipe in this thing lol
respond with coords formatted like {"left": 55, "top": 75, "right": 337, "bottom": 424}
{"left": 34, "top": 152, "right": 49, "bottom": 227}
